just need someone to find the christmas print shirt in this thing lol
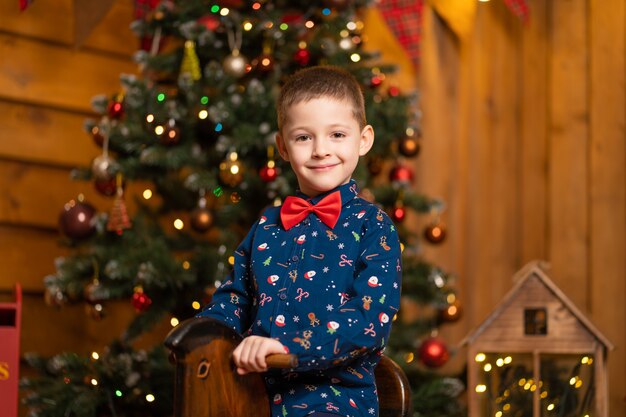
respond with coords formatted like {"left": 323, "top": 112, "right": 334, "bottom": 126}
{"left": 198, "top": 180, "right": 402, "bottom": 417}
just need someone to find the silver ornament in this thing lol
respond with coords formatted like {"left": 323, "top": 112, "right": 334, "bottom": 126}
{"left": 223, "top": 50, "right": 248, "bottom": 78}
{"left": 91, "top": 154, "right": 116, "bottom": 180}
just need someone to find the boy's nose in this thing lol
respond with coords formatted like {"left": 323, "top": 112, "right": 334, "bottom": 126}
{"left": 312, "top": 139, "right": 330, "bottom": 157}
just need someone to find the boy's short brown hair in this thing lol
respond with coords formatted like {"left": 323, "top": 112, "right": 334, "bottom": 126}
{"left": 276, "top": 66, "right": 366, "bottom": 132}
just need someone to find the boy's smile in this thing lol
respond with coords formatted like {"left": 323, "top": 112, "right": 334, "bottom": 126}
{"left": 276, "top": 97, "right": 374, "bottom": 197}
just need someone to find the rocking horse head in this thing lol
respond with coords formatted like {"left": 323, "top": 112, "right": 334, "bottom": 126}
{"left": 164, "top": 317, "right": 271, "bottom": 417}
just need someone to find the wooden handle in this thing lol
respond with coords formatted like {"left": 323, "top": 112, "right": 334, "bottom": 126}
{"left": 266, "top": 353, "right": 298, "bottom": 368}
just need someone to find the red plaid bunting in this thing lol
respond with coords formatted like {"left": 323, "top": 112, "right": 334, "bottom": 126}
{"left": 19, "top": 0, "right": 34, "bottom": 11}
{"left": 377, "top": 0, "right": 425, "bottom": 67}
{"left": 503, "top": 0, "right": 529, "bottom": 22}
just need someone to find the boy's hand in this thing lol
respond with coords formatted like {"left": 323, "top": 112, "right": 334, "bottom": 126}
{"left": 232, "top": 336, "right": 286, "bottom": 375}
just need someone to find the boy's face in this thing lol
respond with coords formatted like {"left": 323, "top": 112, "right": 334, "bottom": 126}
{"left": 276, "top": 97, "right": 374, "bottom": 197}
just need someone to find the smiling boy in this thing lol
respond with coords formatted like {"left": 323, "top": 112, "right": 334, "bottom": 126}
{"left": 198, "top": 66, "right": 402, "bottom": 417}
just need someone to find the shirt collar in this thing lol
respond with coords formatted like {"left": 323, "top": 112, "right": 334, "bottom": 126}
{"left": 295, "top": 179, "right": 359, "bottom": 207}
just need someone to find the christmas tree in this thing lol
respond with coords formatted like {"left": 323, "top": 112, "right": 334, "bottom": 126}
{"left": 21, "top": 1, "right": 464, "bottom": 416}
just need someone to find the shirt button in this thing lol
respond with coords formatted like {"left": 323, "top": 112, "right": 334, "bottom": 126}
{"left": 279, "top": 293, "right": 287, "bottom": 300}
{"left": 292, "top": 255, "right": 298, "bottom": 262}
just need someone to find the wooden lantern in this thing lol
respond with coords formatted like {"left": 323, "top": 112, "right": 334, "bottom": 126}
{"left": 462, "top": 261, "right": 613, "bottom": 417}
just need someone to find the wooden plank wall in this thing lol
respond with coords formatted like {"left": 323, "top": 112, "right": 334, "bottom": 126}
{"left": 1, "top": 0, "right": 624, "bottom": 415}
{"left": 0, "top": 0, "right": 148, "bottom": 364}
{"left": 418, "top": 0, "right": 625, "bottom": 415}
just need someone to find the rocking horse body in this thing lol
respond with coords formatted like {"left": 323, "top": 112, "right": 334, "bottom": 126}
{"left": 165, "top": 317, "right": 411, "bottom": 417}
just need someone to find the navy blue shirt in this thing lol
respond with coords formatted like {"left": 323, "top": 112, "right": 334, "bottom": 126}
{"left": 198, "top": 180, "right": 402, "bottom": 417}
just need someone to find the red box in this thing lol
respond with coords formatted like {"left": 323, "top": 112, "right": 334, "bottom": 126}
{"left": 0, "top": 284, "right": 22, "bottom": 417}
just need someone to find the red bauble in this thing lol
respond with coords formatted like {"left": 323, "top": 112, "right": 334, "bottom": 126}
{"left": 370, "top": 75, "right": 383, "bottom": 88}
{"left": 132, "top": 290, "right": 152, "bottom": 312}
{"left": 293, "top": 48, "right": 311, "bottom": 66}
{"left": 388, "top": 86, "right": 401, "bottom": 97}
{"left": 59, "top": 199, "right": 97, "bottom": 240}
{"left": 107, "top": 99, "right": 125, "bottom": 120}
{"left": 94, "top": 177, "right": 117, "bottom": 197}
{"left": 389, "top": 164, "right": 414, "bottom": 185}
{"left": 424, "top": 222, "right": 447, "bottom": 244}
{"left": 418, "top": 337, "right": 449, "bottom": 368}
{"left": 197, "top": 15, "right": 220, "bottom": 31}
{"left": 391, "top": 206, "right": 406, "bottom": 223}
{"left": 259, "top": 164, "right": 279, "bottom": 182}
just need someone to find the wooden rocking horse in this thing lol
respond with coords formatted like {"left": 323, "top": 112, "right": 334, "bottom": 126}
{"left": 165, "top": 317, "right": 411, "bottom": 417}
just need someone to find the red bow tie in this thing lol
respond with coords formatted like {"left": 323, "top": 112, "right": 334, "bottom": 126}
{"left": 280, "top": 191, "right": 342, "bottom": 230}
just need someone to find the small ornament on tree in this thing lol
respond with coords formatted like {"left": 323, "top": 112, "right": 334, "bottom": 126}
{"left": 44, "top": 285, "right": 66, "bottom": 307}
{"left": 85, "top": 303, "right": 105, "bottom": 321}
{"left": 107, "top": 93, "right": 125, "bottom": 120}
{"left": 91, "top": 132, "right": 117, "bottom": 181}
{"left": 389, "top": 162, "right": 414, "bottom": 186}
{"left": 160, "top": 118, "right": 181, "bottom": 145}
{"left": 418, "top": 336, "right": 449, "bottom": 368}
{"left": 424, "top": 221, "right": 447, "bottom": 244}
{"left": 190, "top": 192, "right": 213, "bottom": 233}
{"left": 398, "top": 128, "right": 420, "bottom": 158}
{"left": 223, "top": 25, "right": 248, "bottom": 78}
{"left": 253, "top": 41, "right": 275, "bottom": 73}
{"left": 219, "top": 150, "right": 244, "bottom": 187}
{"left": 293, "top": 47, "right": 311, "bottom": 66}
{"left": 59, "top": 196, "right": 97, "bottom": 240}
{"left": 259, "top": 145, "right": 279, "bottom": 182}
{"left": 94, "top": 177, "right": 118, "bottom": 197}
{"left": 390, "top": 190, "right": 406, "bottom": 223}
{"left": 179, "top": 39, "right": 202, "bottom": 84}
{"left": 107, "top": 173, "right": 132, "bottom": 235}
{"left": 132, "top": 286, "right": 152, "bottom": 312}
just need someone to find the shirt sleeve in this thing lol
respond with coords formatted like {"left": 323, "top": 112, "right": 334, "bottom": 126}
{"left": 278, "top": 209, "right": 402, "bottom": 371}
{"left": 196, "top": 220, "right": 260, "bottom": 335}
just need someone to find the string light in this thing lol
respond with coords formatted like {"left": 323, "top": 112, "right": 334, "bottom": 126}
{"left": 475, "top": 384, "right": 487, "bottom": 393}
{"left": 192, "top": 301, "right": 201, "bottom": 310}
{"left": 228, "top": 255, "right": 235, "bottom": 265}
{"left": 305, "top": 20, "right": 314, "bottom": 29}
{"left": 350, "top": 53, "right": 361, "bottom": 62}
{"left": 146, "top": 394, "right": 156, "bottom": 402}
{"left": 200, "top": 96, "right": 209, "bottom": 105}
{"left": 404, "top": 352, "right": 414, "bottom": 363}
{"left": 91, "top": 378, "right": 98, "bottom": 386}
{"left": 174, "top": 219, "right": 184, "bottom": 230}
{"left": 220, "top": 7, "right": 229, "bottom": 16}
{"left": 475, "top": 353, "right": 486, "bottom": 362}
{"left": 146, "top": 114, "right": 155, "bottom": 123}
{"left": 143, "top": 189, "right": 152, "bottom": 200}
{"left": 154, "top": 125, "right": 164, "bottom": 135}
{"left": 483, "top": 363, "right": 492, "bottom": 372}
{"left": 546, "top": 403, "right": 555, "bottom": 411}
{"left": 170, "top": 317, "right": 179, "bottom": 327}
{"left": 91, "top": 352, "right": 99, "bottom": 360}
{"left": 115, "top": 390, "right": 123, "bottom": 397}
{"left": 157, "top": 93, "right": 166, "bottom": 102}
{"left": 182, "top": 261, "right": 190, "bottom": 269}
{"left": 243, "top": 21, "right": 253, "bottom": 31}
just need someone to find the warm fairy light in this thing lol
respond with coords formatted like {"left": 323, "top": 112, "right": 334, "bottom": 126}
{"left": 404, "top": 352, "right": 414, "bottom": 363}
{"left": 154, "top": 125, "right": 165, "bottom": 135}
{"left": 305, "top": 20, "right": 314, "bottom": 28}
{"left": 502, "top": 403, "right": 511, "bottom": 411}
{"left": 356, "top": 20, "right": 364, "bottom": 30}
{"left": 340, "top": 29, "right": 349, "bottom": 37}
{"left": 483, "top": 363, "right": 492, "bottom": 372}
{"left": 504, "top": 356, "right": 512, "bottom": 364}
{"left": 298, "top": 41, "right": 307, "bottom": 49}
{"left": 198, "top": 109, "right": 209, "bottom": 119}
{"left": 252, "top": 2, "right": 261, "bottom": 10}
{"left": 350, "top": 53, "right": 361, "bottom": 62}
{"left": 475, "top": 353, "right": 486, "bottom": 362}
{"left": 220, "top": 7, "right": 229, "bottom": 16}
{"left": 400, "top": 242, "right": 405, "bottom": 252}
{"left": 91, "top": 378, "right": 98, "bottom": 386}
{"left": 523, "top": 381, "right": 532, "bottom": 390}
{"left": 547, "top": 404, "right": 555, "bottom": 411}
{"left": 91, "top": 352, "right": 99, "bottom": 360}
{"left": 475, "top": 384, "right": 487, "bottom": 393}
{"left": 143, "top": 189, "right": 152, "bottom": 200}
{"left": 230, "top": 164, "right": 240, "bottom": 175}
{"left": 406, "top": 127, "right": 415, "bottom": 136}
{"left": 192, "top": 301, "right": 201, "bottom": 310}
{"left": 496, "top": 358, "right": 504, "bottom": 367}
{"left": 265, "top": 21, "right": 273, "bottom": 29}
{"left": 261, "top": 57, "right": 272, "bottom": 67}
{"left": 346, "top": 21, "right": 357, "bottom": 30}
{"left": 228, "top": 256, "right": 235, "bottom": 265}
{"left": 569, "top": 376, "right": 578, "bottom": 385}
{"left": 575, "top": 379, "right": 583, "bottom": 388}
{"left": 243, "top": 21, "right": 253, "bottom": 31}
{"left": 446, "top": 293, "right": 456, "bottom": 303}
{"left": 581, "top": 356, "right": 593, "bottom": 365}
{"left": 479, "top": 0, "right": 490, "bottom": 2}
{"left": 146, "top": 114, "right": 155, "bottom": 123}
{"left": 339, "top": 38, "right": 354, "bottom": 50}
{"left": 530, "top": 384, "right": 537, "bottom": 392}
{"left": 170, "top": 317, "right": 179, "bottom": 327}
{"left": 174, "top": 219, "right": 184, "bottom": 230}
{"left": 182, "top": 261, "right": 190, "bottom": 270}
{"left": 146, "top": 394, "right": 156, "bottom": 402}
{"left": 540, "top": 391, "right": 548, "bottom": 398}
{"left": 229, "top": 151, "right": 238, "bottom": 161}
{"left": 495, "top": 412, "right": 502, "bottom": 417}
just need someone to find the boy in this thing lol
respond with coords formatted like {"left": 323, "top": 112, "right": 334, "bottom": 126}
{"left": 198, "top": 66, "right": 402, "bottom": 417}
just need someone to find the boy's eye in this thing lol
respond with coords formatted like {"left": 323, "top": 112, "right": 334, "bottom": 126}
{"left": 294, "top": 135, "right": 310, "bottom": 142}
{"left": 331, "top": 132, "right": 346, "bottom": 139}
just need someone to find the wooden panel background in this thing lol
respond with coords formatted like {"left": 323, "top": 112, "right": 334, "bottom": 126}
{"left": 418, "top": 0, "right": 625, "bottom": 415}
{"left": 0, "top": 0, "right": 624, "bottom": 416}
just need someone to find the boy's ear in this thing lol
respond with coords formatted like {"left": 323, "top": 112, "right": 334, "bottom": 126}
{"left": 275, "top": 132, "right": 290, "bottom": 161}
{"left": 359, "top": 125, "right": 374, "bottom": 156}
